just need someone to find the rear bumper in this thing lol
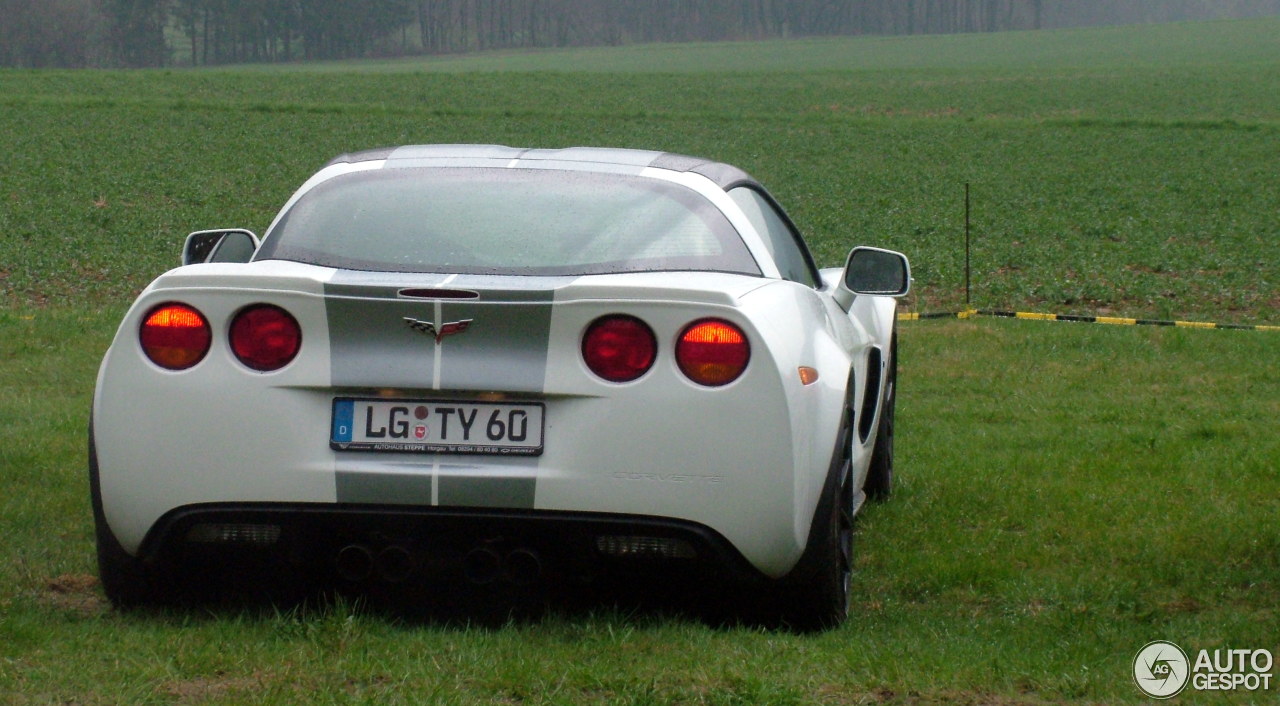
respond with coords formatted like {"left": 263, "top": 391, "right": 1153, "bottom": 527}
{"left": 135, "top": 502, "right": 772, "bottom": 586}
{"left": 94, "top": 273, "right": 836, "bottom": 579}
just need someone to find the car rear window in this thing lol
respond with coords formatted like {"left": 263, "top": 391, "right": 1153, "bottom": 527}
{"left": 255, "top": 167, "right": 761, "bottom": 277}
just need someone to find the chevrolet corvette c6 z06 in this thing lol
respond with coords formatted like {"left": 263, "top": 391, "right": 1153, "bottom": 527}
{"left": 90, "top": 145, "right": 910, "bottom": 629}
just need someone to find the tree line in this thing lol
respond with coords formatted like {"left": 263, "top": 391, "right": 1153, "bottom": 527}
{"left": 3, "top": 0, "right": 1279, "bottom": 68}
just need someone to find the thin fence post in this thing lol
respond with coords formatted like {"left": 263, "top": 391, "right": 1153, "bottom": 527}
{"left": 965, "top": 182, "right": 971, "bottom": 308}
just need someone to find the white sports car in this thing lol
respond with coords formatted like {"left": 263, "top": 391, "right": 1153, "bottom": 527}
{"left": 90, "top": 145, "right": 909, "bottom": 629}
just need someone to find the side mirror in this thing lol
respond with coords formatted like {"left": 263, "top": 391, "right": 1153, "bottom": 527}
{"left": 834, "top": 246, "right": 911, "bottom": 309}
{"left": 182, "top": 229, "right": 260, "bottom": 265}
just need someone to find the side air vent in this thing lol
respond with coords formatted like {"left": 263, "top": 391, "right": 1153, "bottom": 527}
{"left": 858, "top": 348, "right": 883, "bottom": 444}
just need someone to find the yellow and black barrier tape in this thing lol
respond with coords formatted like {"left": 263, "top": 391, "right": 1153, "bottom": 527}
{"left": 898, "top": 309, "right": 1279, "bottom": 332}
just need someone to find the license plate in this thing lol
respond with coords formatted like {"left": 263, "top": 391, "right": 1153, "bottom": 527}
{"left": 331, "top": 398, "right": 544, "bottom": 456}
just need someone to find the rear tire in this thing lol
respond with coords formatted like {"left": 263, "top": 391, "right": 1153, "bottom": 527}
{"left": 864, "top": 330, "right": 897, "bottom": 501}
{"left": 775, "top": 422, "right": 853, "bottom": 632}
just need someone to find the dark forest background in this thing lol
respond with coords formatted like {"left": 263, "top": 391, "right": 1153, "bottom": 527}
{"left": 4, "top": 0, "right": 1280, "bottom": 68}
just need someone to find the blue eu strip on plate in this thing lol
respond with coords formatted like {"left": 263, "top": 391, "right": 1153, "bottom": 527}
{"left": 331, "top": 399, "right": 354, "bottom": 443}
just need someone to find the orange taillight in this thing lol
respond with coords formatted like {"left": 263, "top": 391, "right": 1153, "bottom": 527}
{"left": 676, "top": 319, "right": 750, "bottom": 387}
{"left": 139, "top": 303, "right": 211, "bottom": 370}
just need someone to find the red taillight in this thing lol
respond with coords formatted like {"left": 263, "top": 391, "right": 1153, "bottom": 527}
{"left": 582, "top": 315, "right": 657, "bottom": 383}
{"left": 677, "top": 319, "right": 750, "bottom": 387}
{"left": 139, "top": 303, "right": 211, "bottom": 370}
{"left": 229, "top": 305, "right": 301, "bottom": 371}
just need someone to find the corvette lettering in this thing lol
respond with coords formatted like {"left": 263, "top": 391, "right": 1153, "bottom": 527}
{"left": 404, "top": 316, "right": 473, "bottom": 344}
{"left": 612, "top": 472, "right": 725, "bottom": 484}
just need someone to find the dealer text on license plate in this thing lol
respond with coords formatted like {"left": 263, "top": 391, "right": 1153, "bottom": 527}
{"left": 331, "top": 399, "right": 544, "bottom": 455}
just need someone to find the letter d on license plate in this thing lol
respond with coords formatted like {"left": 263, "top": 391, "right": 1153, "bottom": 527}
{"left": 331, "top": 398, "right": 544, "bottom": 456}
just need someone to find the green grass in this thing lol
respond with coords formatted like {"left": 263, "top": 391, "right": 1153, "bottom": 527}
{"left": 2, "top": 310, "right": 1277, "bottom": 704}
{"left": 1, "top": 17, "right": 1279, "bottom": 704}
{"left": 2, "top": 17, "right": 1278, "bottom": 322}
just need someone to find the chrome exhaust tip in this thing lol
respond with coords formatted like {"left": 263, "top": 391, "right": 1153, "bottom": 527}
{"left": 505, "top": 548, "right": 542, "bottom": 586}
{"left": 335, "top": 544, "right": 374, "bottom": 582}
{"left": 463, "top": 547, "right": 502, "bottom": 584}
{"left": 375, "top": 545, "right": 415, "bottom": 583}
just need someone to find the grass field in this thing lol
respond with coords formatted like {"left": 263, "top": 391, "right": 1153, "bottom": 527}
{"left": 1, "top": 16, "right": 1278, "bottom": 704}
{"left": 3, "top": 310, "right": 1277, "bottom": 704}
{"left": 3, "top": 17, "right": 1278, "bottom": 322}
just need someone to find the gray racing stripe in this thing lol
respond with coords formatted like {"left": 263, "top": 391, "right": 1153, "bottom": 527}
{"left": 436, "top": 300, "right": 553, "bottom": 393}
{"left": 326, "top": 271, "right": 561, "bottom": 509}
{"left": 335, "top": 470, "right": 433, "bottom": 505}
{"left": 324, "top": 272, "right": 560, "bottom": 393}
{"left": 438, "top": 471, "right": 536, "bottom": 508}
{"left": 334, "top": 467, "right": 536, "bottom": 509}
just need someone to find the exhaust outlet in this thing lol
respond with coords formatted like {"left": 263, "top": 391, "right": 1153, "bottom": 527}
{"left": 376, "top": 546, "right": 415, "bottom": 583}
{"left": 463, "top": 547, "right": 502, "bottom": 584}
{"left": 335, "top": 544, "right": 374, "bottom": 582}
{"left": 505, "top": 548, "right": 542, "bottom": 586}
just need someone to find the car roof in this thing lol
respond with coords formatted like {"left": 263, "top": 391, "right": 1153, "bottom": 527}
{"left": 323, "top": 145, "right": 760, "bottom": 191}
